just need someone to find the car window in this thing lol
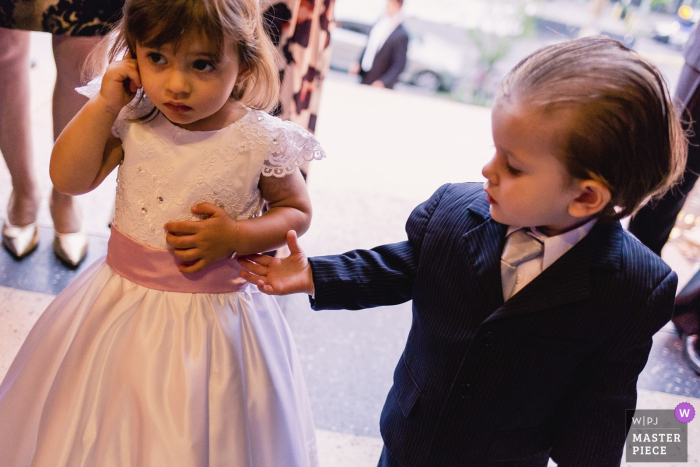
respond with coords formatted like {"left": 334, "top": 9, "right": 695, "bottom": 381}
{"left": 336, "top": 21, "right": 372, "bottom": 36}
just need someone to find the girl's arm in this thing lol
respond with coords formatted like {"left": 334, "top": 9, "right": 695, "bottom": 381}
{"left": 50, "top": 57, "right": 142, "bottom": 195}
{"left": 164, "top": 169, "right": 312, "bottom": 273}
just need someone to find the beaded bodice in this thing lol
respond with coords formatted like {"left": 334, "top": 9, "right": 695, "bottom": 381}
{"left": 111, "top": 107, "right": 324, "bottom": 249}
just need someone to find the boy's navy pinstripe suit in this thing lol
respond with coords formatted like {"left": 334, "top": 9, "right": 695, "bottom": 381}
{"left": 309, "top": 182, "right": 676, "bottom": 467}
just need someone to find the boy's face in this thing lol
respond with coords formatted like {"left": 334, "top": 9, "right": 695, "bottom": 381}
{"left": 482, "top": 98, "right": 587, "bottom": 236}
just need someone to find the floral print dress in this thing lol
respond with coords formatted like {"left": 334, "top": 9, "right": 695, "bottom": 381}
{"left": 263, "top": 0, "right": 335, "bottom": 135}
{"left": 0, "top": 0, "right": 123, "bottom": 36}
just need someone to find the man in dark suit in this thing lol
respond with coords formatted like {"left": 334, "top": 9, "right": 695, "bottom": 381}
{"left": 351, "top": 0, "right": 409, "bottom": 89}
{"left": 628, "top": 23, "right": 700, "bottom": 374}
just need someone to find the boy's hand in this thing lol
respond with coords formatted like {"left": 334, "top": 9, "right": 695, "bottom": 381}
{"left": 164, "top": 203, "right": 237, "bottom": 273}
{"left": 238, "top": 230, "right": 314, "bottom": 296}
{"left": 98, "top": 52, "right": 142, "bottom": 115}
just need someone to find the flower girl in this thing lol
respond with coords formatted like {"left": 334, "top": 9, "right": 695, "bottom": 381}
{"left": 0, "top": 0, "right": 324, "bottom": 465}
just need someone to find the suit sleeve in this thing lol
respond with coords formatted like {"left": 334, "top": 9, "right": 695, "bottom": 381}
{"left": 380, "top": 33, "right": 409, "bottom": 88}
{"left": 549, "top": 270, "right": 677, "bottom": 467}
{"left": 309, "top": 184, "right": 450, "bottom": 310}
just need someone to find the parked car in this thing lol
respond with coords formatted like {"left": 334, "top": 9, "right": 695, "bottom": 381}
{"left": 653, "top": 5, "right": 699, "bottom": 49}
{"left": 330, "top": 18, "right": 465, "bottom": 91}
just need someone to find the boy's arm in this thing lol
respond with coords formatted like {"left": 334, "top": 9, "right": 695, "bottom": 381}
{"left": 238, "top": 183, "right": 451, "bottom": 309}
{"left": 308, "top": 240, "right": 417, "bottom": 310}
{"left": 238, "top": 234, "right": 419, "bottom": 308}
{"left": 549, "top": 270, "right": 677, "bottom": 467}
{"left": 308, "top": 184, "right": 449, "bottom": 310}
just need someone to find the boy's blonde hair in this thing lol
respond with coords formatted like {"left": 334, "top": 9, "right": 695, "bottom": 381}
{"left": 497, "top": 36, "right": 686, "bottom": 221}
{"left": 94, "top": 0, "right": 279, "bottom": 112}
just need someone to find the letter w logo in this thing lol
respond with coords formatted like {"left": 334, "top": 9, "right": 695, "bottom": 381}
{"left": 680, "top": 409, "right": 691, "bottom": 418}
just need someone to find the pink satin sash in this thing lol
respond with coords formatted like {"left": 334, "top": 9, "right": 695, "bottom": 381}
{"left": 106, "top": 225, "right": 248, "bottom": 293}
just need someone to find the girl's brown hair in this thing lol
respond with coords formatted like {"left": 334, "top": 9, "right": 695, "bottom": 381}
{"left": 90, "top": 0, "right": 279, "bottom": 112}
{"left": 497, "top": 36, "right": 687, "bottom": 221}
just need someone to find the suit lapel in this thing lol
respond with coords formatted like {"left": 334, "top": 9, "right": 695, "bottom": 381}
{"left": 483, "top": 221, "right": 623, "bottom": 324}
{"left": 376, "top": 24, "right": 402, "bottom": 58}
{"left": 462, "top": 196, "right": 507, "bottom": 311}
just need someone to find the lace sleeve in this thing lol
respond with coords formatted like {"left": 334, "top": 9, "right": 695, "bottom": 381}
{"left": 261, "top": 117, "right": 326, "bottom": 177}
{"left": 75, "top": 78, "right": 153, "bottom": 139}
{"left": 75, "top": 78, "right": 102, "bottom": 99}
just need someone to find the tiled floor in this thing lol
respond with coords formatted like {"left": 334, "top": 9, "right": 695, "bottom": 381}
{"left": 1, "top": 32, "right": 699, "bottom": 466}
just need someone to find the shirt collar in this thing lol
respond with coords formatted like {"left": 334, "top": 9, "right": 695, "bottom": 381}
{"left": 506, "top": 218, "right": 597, "bottom": 270}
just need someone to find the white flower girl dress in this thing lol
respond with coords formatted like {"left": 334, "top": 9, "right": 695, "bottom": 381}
{"left": 0, "top": 91, "right": 324, "bottom": 467}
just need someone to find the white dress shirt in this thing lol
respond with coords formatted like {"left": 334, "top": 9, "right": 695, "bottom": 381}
{"left": 501, "top": 219, "right": 597, "bottom": 300}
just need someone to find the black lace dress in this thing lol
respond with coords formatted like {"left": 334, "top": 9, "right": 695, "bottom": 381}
{"left": 0, "top": 0, "right": 123, "bottom": 36}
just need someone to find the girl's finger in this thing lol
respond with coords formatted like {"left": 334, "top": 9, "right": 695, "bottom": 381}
{"left": 172, "top": 247, "right": 200, "bottom": 261}
{"left": 117, "top": 62, "right": 141, "bottom": 87}
{"left": 191, "top": 202, "right": 221, "bottom": 216}
{"left": 180, "top": 259, "right": 207, "bottom": 274}
{"left": 121, "top": 61, "right": 141, "bottom": 89}
{"left": 166, "top": 233, "right": 197, "bottom": 249}
{"left": 164, "top": 221, "right": 200, "bottom": 234}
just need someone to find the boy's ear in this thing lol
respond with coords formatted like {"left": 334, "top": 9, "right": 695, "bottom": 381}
{"left": 568, "top": 180, "right": 611, "bottom": 218}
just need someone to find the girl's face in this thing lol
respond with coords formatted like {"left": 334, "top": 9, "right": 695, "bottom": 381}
{"left": 136, "top": 33, "right": 246, "bottom": 131}
{"left": 482, "top": 98, "right": 586, "bottom": 236}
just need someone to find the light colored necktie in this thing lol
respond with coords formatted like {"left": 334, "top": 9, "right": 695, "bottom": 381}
{"left": 501, "top": 229, "right": 544, "bottom": 300}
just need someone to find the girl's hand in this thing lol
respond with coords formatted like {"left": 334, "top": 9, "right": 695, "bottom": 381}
{"left": 238, "top": 230, "right": 315, "bottom": 295}
{"left": 164, "top": 203, "right": 238, "bottom": 274}
{"left": 98, "top": 53, "right": 142, "bottom": 115}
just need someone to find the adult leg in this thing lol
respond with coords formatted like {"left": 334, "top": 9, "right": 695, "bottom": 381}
{"left": 0, "top": 27, "right": 41, "bottom": 227}
{"left": 0, "top": 27, "right": 41, "bottom": 258}
{"left": 627, "top": 64, "right": 700, "bottom": 255}
{"left": 675, "top": 272, "right": 700, "bottom": 374}
{"left": 48, "top": 35, "right": 98, "bottom": 266}
{"left": 630, "top": 64, "right": 700, "bottom": 374}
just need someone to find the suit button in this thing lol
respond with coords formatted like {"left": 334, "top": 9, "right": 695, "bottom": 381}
{"left": 482, "top": 331, "right": 495, "bottom": 347}
{"left": 458, "top": 383, "right": 473, "bottom": 399}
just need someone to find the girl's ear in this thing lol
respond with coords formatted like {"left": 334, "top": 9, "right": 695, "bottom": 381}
{"left": 568, "top": 180, "right": 611, "bottom": 218}
{"left": 237, "top": 64, "right": 253, "bottom": 84}
{"left": 232, "top": 65, "right": 253, "bottom": 100}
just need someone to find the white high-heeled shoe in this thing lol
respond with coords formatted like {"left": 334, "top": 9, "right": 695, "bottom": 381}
{"left": 2, "top": 219, "right": 40, "bottom": 259}
{"left": 53, "top": 228, "right": 88, "bottom": 268}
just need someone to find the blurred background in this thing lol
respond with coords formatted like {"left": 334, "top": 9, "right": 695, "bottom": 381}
{"left": 330, "top": 0, "right": 687, "bottom": 103}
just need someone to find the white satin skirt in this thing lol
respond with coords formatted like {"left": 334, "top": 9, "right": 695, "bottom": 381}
{"left": 0, "top": 259, "right": 318, "bottom": 467}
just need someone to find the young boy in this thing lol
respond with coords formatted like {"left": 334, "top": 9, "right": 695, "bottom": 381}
{"left": 238, "top": 37, "right": 686, "bottom": 467}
